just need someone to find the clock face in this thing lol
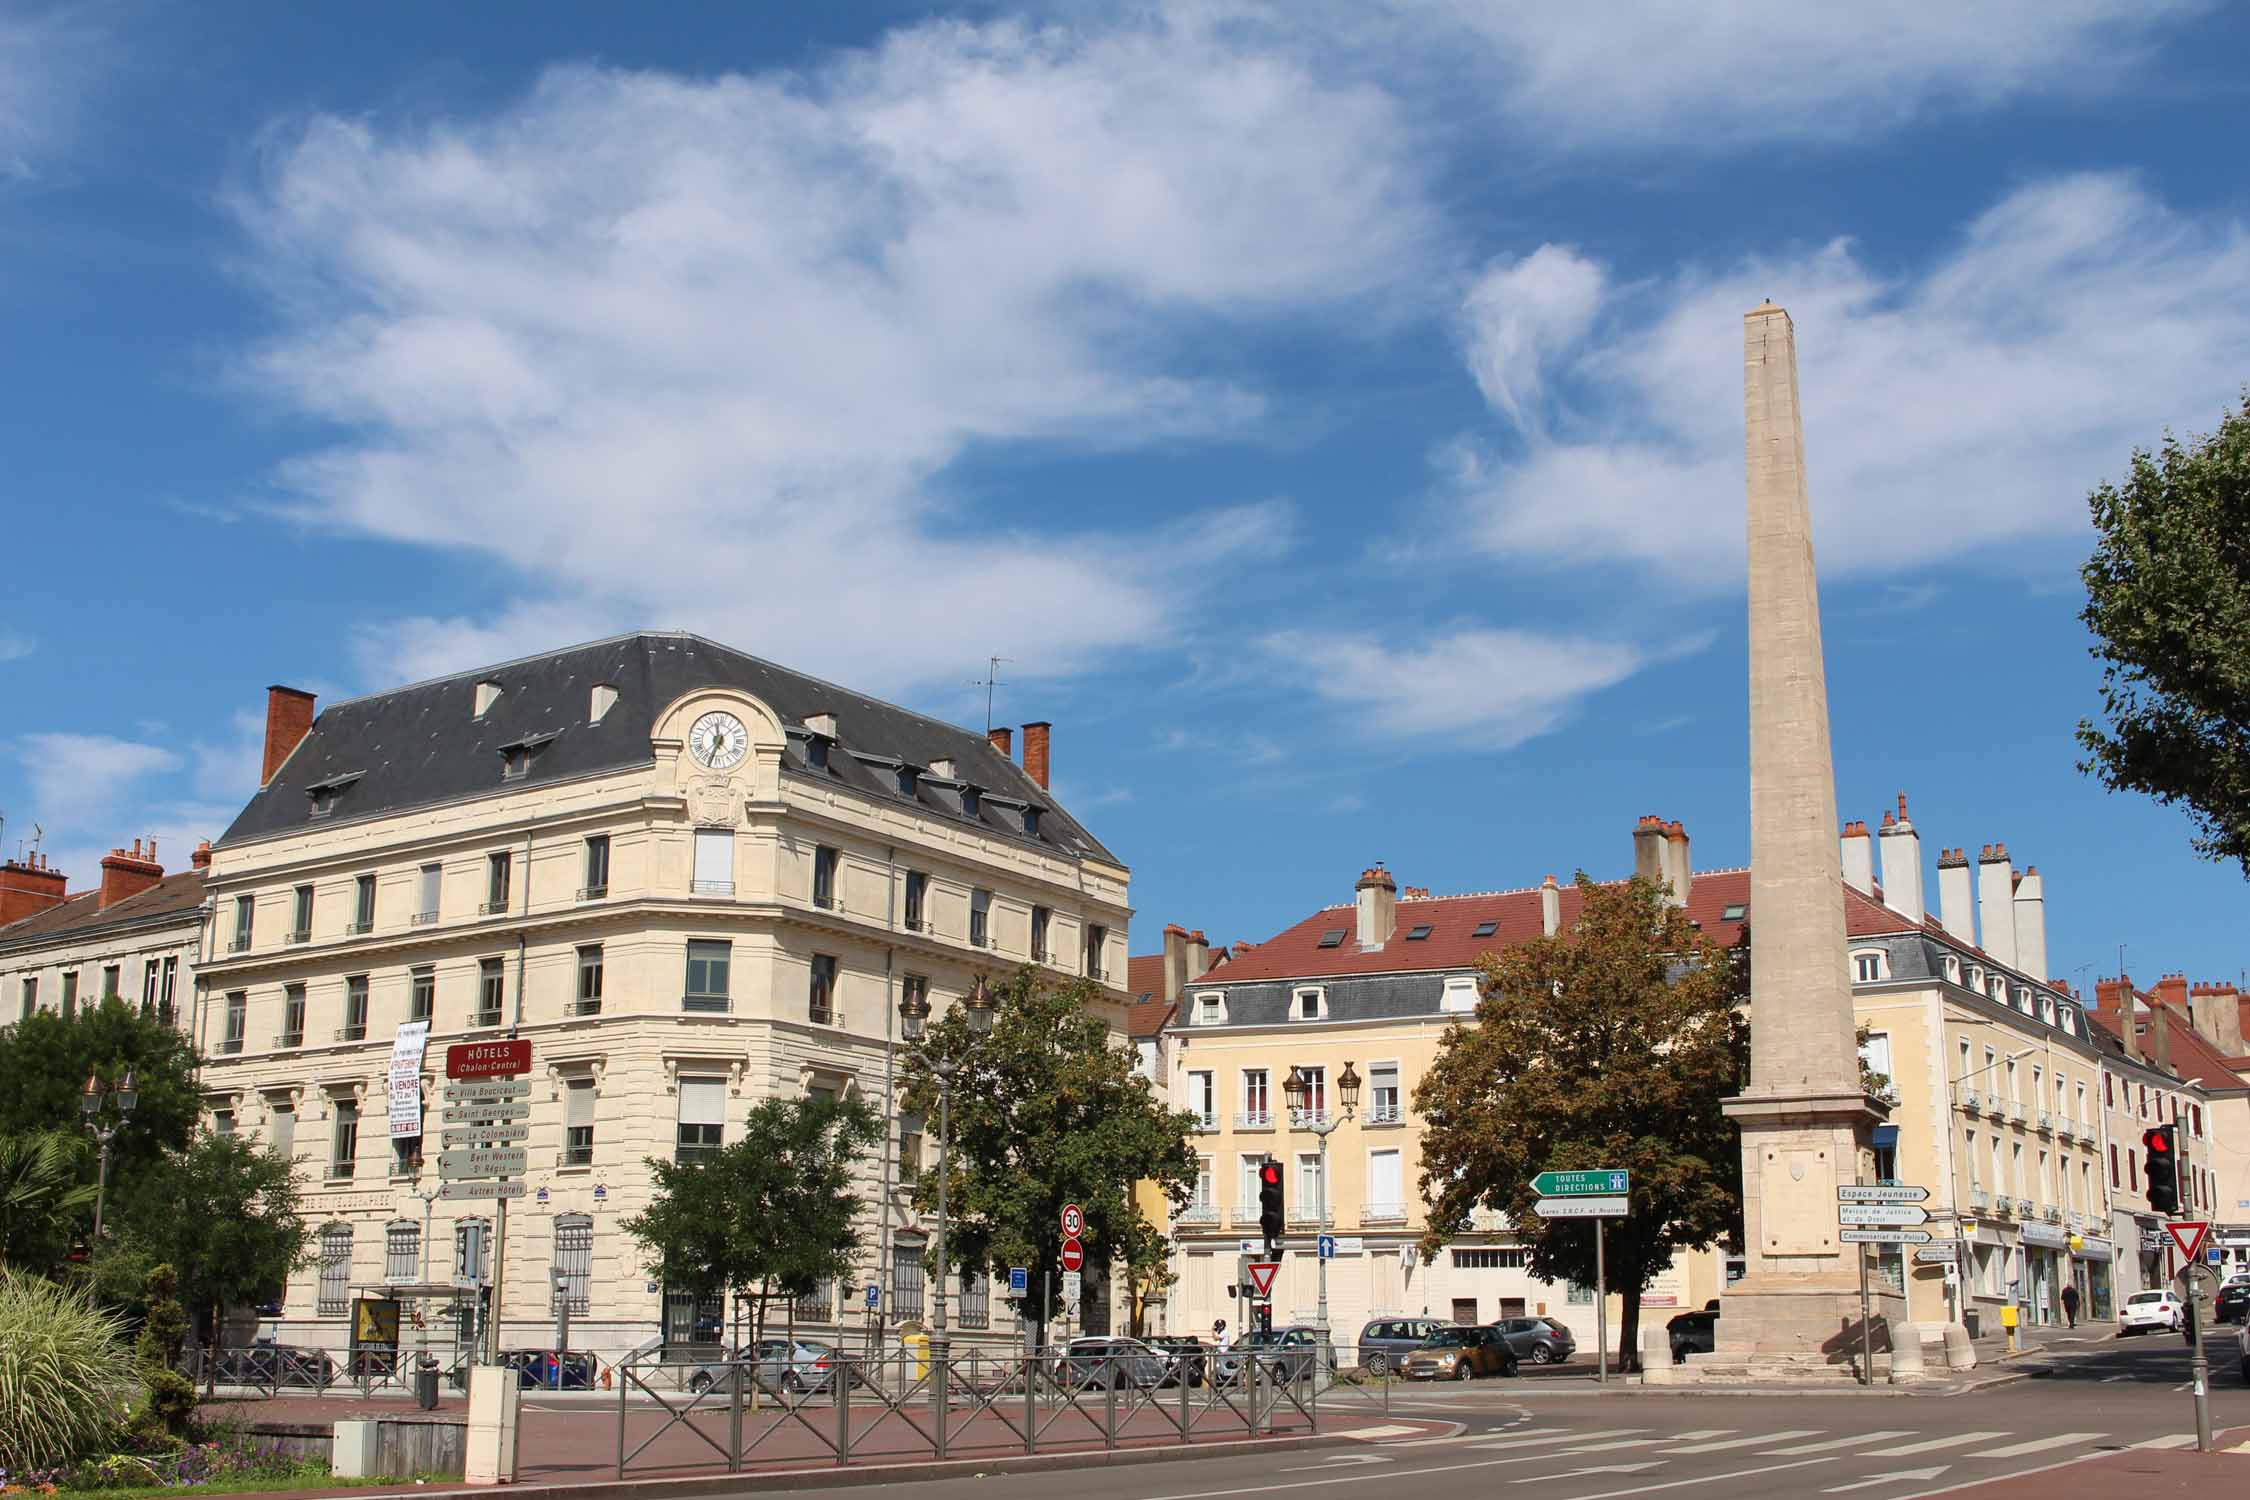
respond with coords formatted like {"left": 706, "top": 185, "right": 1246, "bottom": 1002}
{"left": 689, "top": 710, "right": 749, "bottom": 771}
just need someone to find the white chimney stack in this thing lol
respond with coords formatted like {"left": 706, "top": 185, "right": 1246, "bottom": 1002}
{"left": 1840, "top": 820, "right": 1874, "bottom": 894}
{"left": 1540, "top": 874, "right": 1561, "bottom": 937}
{"left": 1937, "top": 847, "right": 1975, "bottom": 946}
{"left": 1877, "top": 793, "right": 1923, "bottom": 927}
{"left": 1976, "top": 844, "right": 2018, "bottom": 970}
{"left": 1664, "top": 820, "right": 1691, "bottom": 906}
{"left": 1355, "top": 863, "right": 1398, "bottom": 950}
{"left": 2012, "top": 866, "right": 2048, "bottom": 983}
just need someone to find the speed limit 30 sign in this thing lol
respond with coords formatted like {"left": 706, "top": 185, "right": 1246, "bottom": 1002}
{"left": 1061, "top": 1203, "right": 1085, "bottom": 1238}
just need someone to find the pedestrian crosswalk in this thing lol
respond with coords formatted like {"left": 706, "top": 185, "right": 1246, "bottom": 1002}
{"left": 1456, "top": 1422, "right": 2168, "bottom": 1465}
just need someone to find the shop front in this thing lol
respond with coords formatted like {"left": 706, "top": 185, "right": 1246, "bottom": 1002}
{"left": 2020, "top": 1222, "right": 2070, "bottom": 1326}
{"left": 2071, "top": 1234, "right": 2114, "bottom": 1320}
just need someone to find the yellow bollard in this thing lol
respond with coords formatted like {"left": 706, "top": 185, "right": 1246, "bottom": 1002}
{"left": 902, "top": 1324, "right": 930, "bottom": 1381}
{"left": 1999, "top": 1302, "right": 2019, "bottom": 1355}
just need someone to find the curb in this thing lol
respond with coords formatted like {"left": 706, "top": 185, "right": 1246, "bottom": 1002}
{"left": 322, "top": 1427, "right": 1360, "bottom": 1500}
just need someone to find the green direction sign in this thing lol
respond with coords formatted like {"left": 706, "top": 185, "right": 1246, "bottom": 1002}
{"left": 1531, "top": 1169, "right": 1630, "bottom": 1198}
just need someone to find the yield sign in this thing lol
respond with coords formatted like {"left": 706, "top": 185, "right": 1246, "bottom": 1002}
{"left": 1245, "top": 1260, "right": 1280, "bottom": 1298}
{"left": 2165, "top": 1220, "right": 2211, "bottom": 1262}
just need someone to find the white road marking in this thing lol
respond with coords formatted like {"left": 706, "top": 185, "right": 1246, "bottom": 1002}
{"left": 1665, "top": 1429, "right": 1737, "bottom": 1441}
{"left": 1664, "top": 1429, "right": 1819, "bottom": 1453}
{"left": 1763, "top": 1431, "right": 1916, "bottom": 1454}
{"left": 1139, "top": 1441, "right": 1671, "bottom": 1500}
{"left": 1821, "top": 1466, "right": 1949, "bottom": 1493}
{"left": 1278, "top": 1455, "right": 1392, "bottom": 1472}
{"left": 2133, "top": 1433, "right": 2196, "bottom": 1449}
{"left": 1562, "top": 1456, "right": 1840, "bottom": 1500}
{"left": 1514, "top": 1461, "right": 1665, "bottom": 1484}
{"left": 1465, "top": 1428, "right": 1647, "bottom": 1450}
{"left": 1332, "top": 1425, "right": 1419, "bottom": 1439}
{"left": 1972, "top": 1432, "right": 2104, "bottom": 1458}
{"left": 1860, "top": 1432, "right": 2007, "bottom": 1457}
{"left": 1561, "top": 1438, "right": 1675, "bottom": 1453}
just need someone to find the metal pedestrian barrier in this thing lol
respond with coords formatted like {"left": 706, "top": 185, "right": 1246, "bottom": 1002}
{"left": 611, "top": 1342, "right": 1383, "bottom": 1478}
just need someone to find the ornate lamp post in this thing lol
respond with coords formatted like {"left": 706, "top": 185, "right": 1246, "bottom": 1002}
{"left": 900, "top": 975, "right": 996, "bottom": 1377}
{"left": 1281, "top": 1061, "right": 1359, "bottom": 1350}
{"left": 79, "top": 1068, "right": 138, "bottom": 1242}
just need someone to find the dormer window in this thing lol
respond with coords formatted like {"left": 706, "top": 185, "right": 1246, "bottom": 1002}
{"left": 897, "top": 766, "right": 919, "bottom": 797}
{"left": 1440, "top": 975, "right": 1479, "bottom": 1013}
{"left": 1472, "top": 920, "right": 1498, "bottom": 938}
{"left": 473, "top": 679, "right": 503, "bottom": 718}
{"left": 1851, "top": 949, "right": 1887, "bottom": 983}
{"left": 1721, "top": 903, "right": 1748, "bottom": 921}
{"left": 1316, "top": 928, "right": 1347, "bottom": 949}
{"left": 961, "top": 786, "right": 981, "bottom": 818}
{"left": 1942, "top": 955, "right": 1962, "bottom": 985}
{"left": 304, "top": 771, "right": 362, "bottom": 820}
{"left": 1193, "top": 991, "right": 1226, "bottom": 1026}
{"left": 497, "top": 731, "right": 557, "bottom": 782}
{"left": 1294, "top": 987, "right": 1327, "bottom": 1021}
{"left": 1405, "top": 924, "right": 1433, "bottom": 941}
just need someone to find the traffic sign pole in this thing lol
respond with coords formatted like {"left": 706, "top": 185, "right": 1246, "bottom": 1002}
{"left": 1594, "top": 1216, "right": 1607, "bottom": 1387}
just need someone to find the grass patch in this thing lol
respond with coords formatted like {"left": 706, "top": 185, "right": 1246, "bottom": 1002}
{"left": 38, "top": 1463, "right": 406, "bottom": 1498}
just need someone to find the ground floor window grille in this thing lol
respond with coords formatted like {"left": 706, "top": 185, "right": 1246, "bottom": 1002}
{"left": 384, "top": 1221, "right": 420, "bottom": 1283}
{"left": 1451, "top": 1248, "right": 1527, "bottom": 1270}
{"left": 553, "top": 1215, "right": 592, "bottom": 1314}
{"left": 317, "top": 1225, "right": 353, "bottom": 1315}
{"left": 957, "top": 1273, "right": 990, "bottom": 1329}
{"left": 793, "top": 1279, "right": 832, "bottom": 1322}
{"left": 892, "top": 1254, "right": 926, "bottom": 1321}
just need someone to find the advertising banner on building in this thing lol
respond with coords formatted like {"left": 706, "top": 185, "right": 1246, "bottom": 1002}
{"left": 389, "top": 1021, "right": 430, "bottom": 1139}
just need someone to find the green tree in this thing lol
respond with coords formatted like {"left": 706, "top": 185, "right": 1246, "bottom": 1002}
{"left": 129, "top": 1264, "right": 195, "bottom": 1443}
{"left": 0, "top": 1000, "right": 202, "bottom": 1212}
{"left": 106, "top": 1132, "right": 312, "bottom": 1361}
{"left": 899, "top": 967, "right": 1198, "bottom": 1329}
{"left": 2077, "top": 393, "right": 2250, "bottom": 875}
{"left": 0, "top": 1131, "right": 97, "bottom": 1272}
{"left": 1415, "top": 874, "right": 1749, "bottom": 1371}
{"left": 623, "top": 1094, "right": 882, "bottom": 1346}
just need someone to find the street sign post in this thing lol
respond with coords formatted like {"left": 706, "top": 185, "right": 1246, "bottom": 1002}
{"left": 1317, "top": 1234, "right": 1336, "bottom": 1261}
{"left": 1061, "top": 1270, "right": 1083, "bottom": 1311}
{"left": 1008, "top": 1267, "right": 1029, "bottom": 1297}
{"left": 1836, "top": 1204, "right": 1931, "bottom": 1226}
{"left": 441, "top": 1147, "right": 528, "bottom": 1178}
{"left": 1840, "top": 1183, "right": 1931, "bottom": 1387}
{"left": 1841, "top": 1228, "right": 1932, "bottom": 1245}
{"left": 1060, "top": 1204, "right": 1085, "bottom": 1238}
{"left": 439, "top": 1102, "right": 529, "bottom": 1124}
{"left": 866, "top": 1284, "right": 881, "bottom": 1310}
{"left": 1913, "top": 1244, "right": 1958, "bottom": 1264}
{"left": 2166, "top": 1221, "right": 2212, "bottom": 1263}
{"left": 446, "top": 1039, "right": 533, "bottom": 1079}
{"left": 440, "top": 1124, "right": 526, "bottom": 1147}
{"left": 1533, "top": 1196, "right": 1628, "bottom": 1218}
{"left": 440, "top": 1181, "right": 527, "bottom": 1201}
{"left": 442, "top": 1079, "right": 530, "bottom": 1103}
{"left": 441, "top": 1039, "right": 530, "bottom": 1366}
{"left": 1245, "top": 1261, "right": 1279, "bottom": 1298}
{"left": 1060, "top": 1238, "right": 1084, "bottom": 1273}
{"left": 1836, "top": 1185, "right": 1931, "bottom": 1203}
{"left": 1531, "top": 1169, "right": 1630, "bottom": 1197}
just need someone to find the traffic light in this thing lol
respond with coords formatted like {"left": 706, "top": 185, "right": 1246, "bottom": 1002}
{"left": 1257, "top": 1159, "right": 1285, "bottom": 1247}
{"left": 1255, "top": 1303, "right": 1273, "bottom": 1334}
{"left": 2143, "top": 1123, "right": 2179, "bottom": 1215}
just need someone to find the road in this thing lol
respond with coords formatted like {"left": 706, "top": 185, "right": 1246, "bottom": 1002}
{"left": 644, "top": 1338, "right": 2242, "bottom": 1500}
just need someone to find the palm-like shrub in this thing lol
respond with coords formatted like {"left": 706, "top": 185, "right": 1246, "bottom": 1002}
{"left": 0, "top": 1269, "right": 136, "bottom": 1469}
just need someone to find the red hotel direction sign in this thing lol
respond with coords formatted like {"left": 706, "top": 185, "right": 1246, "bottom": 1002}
{"left": 446, "top": 1039, "right": 531, "bottom": 1080}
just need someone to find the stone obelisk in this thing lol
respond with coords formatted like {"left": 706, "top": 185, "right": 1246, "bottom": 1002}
{"left": 1714, "top": 303, "right": 1896, "bottom": 1372}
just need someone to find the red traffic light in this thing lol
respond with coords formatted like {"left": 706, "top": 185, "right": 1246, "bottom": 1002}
{"left": 2144, "top": 1127, "right": 2173, "bottom": 1155}
{"left": 1258, "top": 1162, "right": 1283, "bottom": 1189}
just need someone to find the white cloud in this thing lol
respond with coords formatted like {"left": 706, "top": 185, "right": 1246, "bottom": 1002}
{"left": 189, "top": 710, "right": 268, "bottom": 803}
{"left": 15, "top": 734, "right": 179, "bottom": 830}
{"left": 0, "top": 4, "right": 102, "bottom": 182}
{"left": 1261, "top": 626, "right": 1654, "bottom": 748}
{"left": 1460, "top": 246, "right": 1605, "bottom": 434}
{"left": 1450, "top": 174, "right": 2250, "bottom": 582}
{"left": 232, "top": 14, "right": 1429, "bottom": 698}
{"left": 0, "top": 632, "right": 32, "bottom": 662}
{"left": 1385, "top": 0, "right": 2210, "bottom": 147}
{"left": 1154, "top": 728, "right": 1286, "bottom": 766}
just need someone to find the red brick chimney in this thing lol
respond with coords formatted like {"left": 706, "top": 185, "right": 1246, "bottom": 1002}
{"left": 98, "top": 839, "right": 164, "bottom": 910}
{"left": 0, "top": 853, "right": 68, "bottom": 926}
{"left": 987, "top": 726, "right": 1014, "bottom": 758}
{"left": 2154, "top": 972, "right": 2189, "bottom": 1015}
{"left": 1021, "top": 721, "right": 1051, "bottom": 790}
{"left": 261, "top": 685, "right": 317, "bottom": 786}
{"left": 191, "top": 840, "right": 213, "bottom": 871}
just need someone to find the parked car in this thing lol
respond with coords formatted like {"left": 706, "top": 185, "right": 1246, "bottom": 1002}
{"left": 1147, "top": 1335, "right": 1210, "bottom": 1387}
{"left": 1054, "top": 1337, "right": 1169, "bottom": 1391}
{"left": 1667, "top": 1308, "right": 1719, "bottom": 1363}
{"left": 1237, "top": 1326, "right": 1334, "bottom": 1382}
{"left": 1357, "top": 1318, "right": 1444, "bottom": 1377}
{"left": 2119, "top": 1290, "right": 2185, "bottom": 1335}
{"left": 502, "top": 1348, "right": 598, "bottom": 1390}
{"left": 686, "top": 1338, "right": 843, "bottom": 1395}
{"left": 2215, "top": 1281, "right": 2250, "bottom": 1326}
{"left": 1401, "top": 1325, "right": 1517, "bottom": 1381}
{"left": 1494, "top": 1316, "right": 1576, "bottom": 1366}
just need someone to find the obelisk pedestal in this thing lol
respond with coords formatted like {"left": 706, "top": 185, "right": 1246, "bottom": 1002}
{"left": 1702, "top": 303, "right": 1901, "bottom": 1378}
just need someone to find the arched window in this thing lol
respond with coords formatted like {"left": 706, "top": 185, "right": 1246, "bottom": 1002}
{"left": 317, "top": 1223, "right": 354, "bottom": 1316}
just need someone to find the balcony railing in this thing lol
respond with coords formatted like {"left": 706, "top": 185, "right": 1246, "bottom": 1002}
{"left": 410, "top": 911, "right": 438, "bottom": 926}
{"left": 1969, "top": 1188, "right": 1991, "bottom": 1210}
{"left": 570, "top": 999, "right": 603, "bottom": 1017}
{"left": 1366, "top": 1102, "right": 1403, "bottom": 1125}
{"left": 1175, "top": 1204, "right": 1219, "bottom": 1225}
{"left": 1088, "top": 964, "right": 1110, "bottom": 981}
{"left": 577, "top": 885, "right": 607, "bottom": 902}
{"left": 1956, "top": 1087, "right": 1980, "bottom": 1112}
{"left": 274, "top": 1032, "right": 302, "bottom": 1050}
{"left": 1287, "top": 1108, "right": 1331, "bottom": 1129}
{"left": 2016, "top": 1198, "right": 2035, "bottom": 1217}
{"left": 1362, "top": 1201, "right": 1409, "bottom": 1222}
{"left": 2042, "top": 1205, "right": 2063, "bottom": 1222}
{"left": 1190, "top": 1113, "right": 1218, "bottom": 1132}
{"left": 228, "top": 936, "right": 251, "bottom": 953}
{"left": 1230, "top": 1207, "right": 1264, "bottom": 1227}
{"left": 564, "top": 1144, "right": 595, "bottom": 1167}
{"left": 287, "top": 929, "right": 311, "bottom": 945}
{"left": 682, "top": 994, "right": 730, "bottom": 1014}
{"left": 346, "top": 921, "right": 372, "bottom": 936}
{"left": 327, "top": 1163, "right": 354, "bottom": 1182}
{"left": 221, "top": 1035, "right": 244, "bottom": 1054}
{"left": 1234, "top": 1110, "right": 1272, "bottom": 1130}
{"left": 335, "top": 1024, "right": 367, "bottom": 1043}
{"left": 1286, "top": 1207, "right": 1334, "bottom": 1227}
{"left": 814, "top": 893, "right": 841, "bottom": 912}
{"left": 2036, "top": 1111, "right": 2054, "bottom": 1133}
{"left": 478, "top": 900, "right": 508, "bottom": 916}
{"left": 690, "top": 880, "right": 735, "bottom": 896}
{"left": 472, "top": 1010, "right": 503, "bottom": 1028}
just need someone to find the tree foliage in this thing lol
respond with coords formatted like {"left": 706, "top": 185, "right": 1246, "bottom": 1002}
{"left": 129, "top": 1264, "right": 195, "bottom": 1443}
{"left": 0, "top": 1132, "right": 97, "bottom": 1273}
{"left": 622, "top": 1094, "right": 882, "bottom": 1339}
{"left": 899, "top": 967, "right": 1198, "bottom": 1324}
{"left": 105, "top": 1132, "right": 311, "bottom": 1345}
{"left": 2078, "top": 393, "right": 2250, "bottom": 875}
{"left": 1415, "top": 874, "right": 1749, "bottom": 1370}
{"left": 0, "top": 1000, "right": 202, "bottom": 1216}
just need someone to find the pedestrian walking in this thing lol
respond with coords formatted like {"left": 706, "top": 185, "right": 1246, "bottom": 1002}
{"left": 2061, "top": 1283, "right": 2080, "bottom": 1328}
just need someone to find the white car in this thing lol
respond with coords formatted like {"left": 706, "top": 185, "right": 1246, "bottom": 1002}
{"left": 2118, "top": 1289, "right": 2184, "bottom": 1334}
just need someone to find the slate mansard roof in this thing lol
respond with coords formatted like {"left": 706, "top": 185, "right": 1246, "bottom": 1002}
{"left": 219, "top": 632, "right": 1119, "bottom": 865}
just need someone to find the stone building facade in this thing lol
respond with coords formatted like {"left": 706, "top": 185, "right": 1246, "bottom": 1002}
{"left": 195, "top": 632, "right": 1129, "bottom": 1366}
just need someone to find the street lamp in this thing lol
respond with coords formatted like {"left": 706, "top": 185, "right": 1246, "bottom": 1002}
{"left": 1281, "top": 1061, "right": 1359, "bottom": 1352}
{"left": 80, "top": 1068, "right": 138, "bottom": 1242}
{"left": 900, "top": 976, "right": 996, "bottom": 1379}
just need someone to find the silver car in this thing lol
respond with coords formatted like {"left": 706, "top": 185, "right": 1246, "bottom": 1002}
{"left": 687, "top": 1338, "right": 841, "bottom": 1395}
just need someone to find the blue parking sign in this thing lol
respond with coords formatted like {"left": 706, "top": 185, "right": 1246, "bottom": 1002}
{"left": 865, "top": 1284, "right": 881, "bottom": 1309}
{"left": 1009, "top": 1266, "right": 1029, "bottom": 1295}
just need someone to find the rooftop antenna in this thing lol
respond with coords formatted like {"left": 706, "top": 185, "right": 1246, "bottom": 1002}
{"left": 970, "top": 656, "right": 1011, "bottom": 735}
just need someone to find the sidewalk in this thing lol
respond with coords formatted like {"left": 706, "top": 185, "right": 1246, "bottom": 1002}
{"left": 1983, "top": 1318, "right": 2120, "bottom": 1363}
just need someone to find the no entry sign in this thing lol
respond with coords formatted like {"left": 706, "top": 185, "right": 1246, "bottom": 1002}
{"left": 1060, "top": 1237, "right": 1085, "bottom": 1272}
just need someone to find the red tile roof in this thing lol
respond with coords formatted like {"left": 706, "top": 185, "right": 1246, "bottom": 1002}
{"left": 2089, "top": 991, "right": 2250, "bottom": 1094}
{"left": 0, "top": 869, "right": 208, "bottom": 947}
{"left": 1125, "top": 996, "right": 1175, "bottom": 1039}
{"left": 1125, "top": 953, "right": 1166, "bottom": 1003}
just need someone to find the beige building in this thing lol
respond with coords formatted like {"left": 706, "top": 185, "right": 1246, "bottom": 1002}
{"left": 195, "top": 632, "right": 1130, "bottom": 1365}
{"left": 1, "top": 842, "right": 207, "bottom": 1036}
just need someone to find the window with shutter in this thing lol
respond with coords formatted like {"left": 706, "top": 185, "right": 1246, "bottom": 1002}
{"left": 692, "top": 829, "right": 734, "bottom": 894}
{"left": 676, "top": 1077, "right": 725, "bottom": 1159}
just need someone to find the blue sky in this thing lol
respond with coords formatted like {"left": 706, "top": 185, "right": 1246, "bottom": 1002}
{"left": 3, "top": 0, "right": 2246, "bottom": 993}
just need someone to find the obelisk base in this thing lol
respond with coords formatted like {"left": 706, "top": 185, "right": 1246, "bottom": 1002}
{"left": 1696, "top": 1087, "right": 1900, "bottom": 1379}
